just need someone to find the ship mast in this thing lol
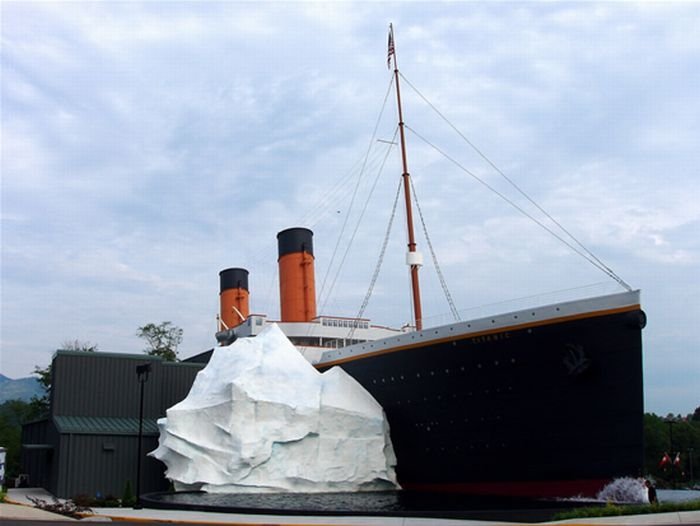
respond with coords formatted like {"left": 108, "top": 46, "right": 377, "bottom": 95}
{"left": 388, "top": 24, "right": 423, "bottom": 331}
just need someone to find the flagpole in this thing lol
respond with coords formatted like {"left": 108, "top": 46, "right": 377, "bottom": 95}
{"left": 388, "top": 24, "right": 423, "bottom": 331}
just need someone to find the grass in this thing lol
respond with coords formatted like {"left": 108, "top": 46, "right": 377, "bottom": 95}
{"left": 553, "top": 499, "right": 700, "bottom": 520}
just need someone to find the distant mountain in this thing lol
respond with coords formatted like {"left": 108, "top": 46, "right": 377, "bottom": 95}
{"left": 0, "top": 374, "right": 43, "bottom": 404}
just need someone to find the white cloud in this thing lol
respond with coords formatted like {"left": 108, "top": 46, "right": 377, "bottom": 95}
{"left": 1, "top": 1, "right": 699, "bottom": 415}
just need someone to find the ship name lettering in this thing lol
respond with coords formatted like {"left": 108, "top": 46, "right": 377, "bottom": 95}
{"left": 470, "top": 332, "right": 511, "bottom": 344}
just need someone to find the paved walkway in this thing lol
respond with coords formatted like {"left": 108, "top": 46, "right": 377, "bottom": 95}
{"left": 3, "top": 488, "right": 699, "bottom": 525}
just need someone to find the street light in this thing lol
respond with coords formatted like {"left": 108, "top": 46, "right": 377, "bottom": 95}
{"left": 134, "top": 363, "right": 151, "bottom": 509}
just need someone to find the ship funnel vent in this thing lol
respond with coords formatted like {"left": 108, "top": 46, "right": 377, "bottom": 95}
{"left": 277, "top": 228, "right": 317, "bottom": 323}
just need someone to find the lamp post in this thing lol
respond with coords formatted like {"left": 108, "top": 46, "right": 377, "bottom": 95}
{"left": 135, "top": 363, "right": 151, "bottom": 509}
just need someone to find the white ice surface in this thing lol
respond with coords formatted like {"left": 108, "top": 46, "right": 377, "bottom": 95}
{"left": 150, "top": 324, "right": 399, "bottom": 493}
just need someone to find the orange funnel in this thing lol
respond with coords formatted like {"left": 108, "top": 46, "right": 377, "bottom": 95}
{"left": 277, "top": 228, "right": 316, "bottom": 322}
{"left": 219, "top": 268, "right": 249, "bottom": 329}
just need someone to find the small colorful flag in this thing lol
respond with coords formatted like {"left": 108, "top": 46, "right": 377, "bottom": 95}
{"left": 387, "top": 24, "right": 395, "bottom": 69}
{"left": 673, "top": 452, "right": 681, "bottom": 466}
{"left": 658, "top": 452, "right": 671, "bottom": 468}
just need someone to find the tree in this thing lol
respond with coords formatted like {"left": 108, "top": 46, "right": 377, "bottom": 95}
{"left": 0, "top": 399, "right": 35, "bottom": 479}
{"left": 30, "top": 340, "right": 98, "bottom": 416}
{"left": 60, "top": 339, "right": 98, "bottom": 353}
{"left": 136, "top": 322, "right": 182, "bottom": 362}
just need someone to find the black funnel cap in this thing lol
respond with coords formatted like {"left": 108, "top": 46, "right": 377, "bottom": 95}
{"left": 277, "top": 227, "right": 314, "bottom": 258}
{"left": 219, "top": 268, "right": 249, "bottom": 293}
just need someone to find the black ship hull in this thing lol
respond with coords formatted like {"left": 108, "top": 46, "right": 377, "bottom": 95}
{"left": 317, "top": 291, "right": 645, "bottom": 498}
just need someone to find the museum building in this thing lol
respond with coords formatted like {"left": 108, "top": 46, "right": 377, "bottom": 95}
{"left": 21, "top": 350, "right": 206, "bottom": 498}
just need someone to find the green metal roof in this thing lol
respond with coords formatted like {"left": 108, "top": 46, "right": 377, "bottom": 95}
{"left": 53, "top": 416, "right": 160, "bottom": 436}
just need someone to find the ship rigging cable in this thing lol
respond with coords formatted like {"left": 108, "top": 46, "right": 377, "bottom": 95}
{"left": 409, "top": 177, "right": 461, "bottom": 321}
{"left": 349, "top": 178, "right": 404, "bottom": 341}
{"left": 399, "top": 73, "right": 632, "bottom": 292}
{"left": 405, "top": 123, "right": 632, "bottom": 291}
{"left": 317, "top": 76, "right": 396, "bottom": 319}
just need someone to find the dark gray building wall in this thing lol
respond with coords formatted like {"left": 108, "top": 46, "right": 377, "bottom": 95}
{"left": 56, "top": 434, "right": 165, "bottom": 498}
{"left": 20, "top": 419, "right": 55, "bottom": 490}
{"left": 52, "top": 352, "right": 166, "bottom": 418}
{"left": 160, "top": 362, "right": 204, "bottom": 411}
{"left": 22, "top": 351, "right": 204, "bottom": 498}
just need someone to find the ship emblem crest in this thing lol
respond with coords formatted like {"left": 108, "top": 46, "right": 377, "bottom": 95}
{"left": 563, "top": 344, "right": 591, "bottom": 376}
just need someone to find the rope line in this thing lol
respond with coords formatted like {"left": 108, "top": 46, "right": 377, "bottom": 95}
{"left": 349, "top": 178, "right": 404, "bottom": 341}
{"left": 405, "top": 124, "right": 632, "bottom": 291}
{"left": 317, "top": 75, "right": 396, "bottom": 312}
{"left": 399, "top": 72, "right": 631, "bottom": 292}
{"left": 409, "top": 178, "right": 461, "bottom": 321}
{"left": 324, "top": 128, "right": 398, "bottom": 317}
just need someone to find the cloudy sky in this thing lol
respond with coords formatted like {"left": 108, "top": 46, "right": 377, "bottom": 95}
{"left": 2, "top": 2, "right": 698, "bottom": 415}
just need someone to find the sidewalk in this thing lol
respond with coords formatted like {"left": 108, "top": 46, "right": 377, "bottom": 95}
{"left": 3, "top": 488, "right": 699, "bottom": 525}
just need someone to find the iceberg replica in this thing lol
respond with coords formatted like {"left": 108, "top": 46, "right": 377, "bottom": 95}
{"left": 150, "top": 324, "right": 399, "bottom": 493}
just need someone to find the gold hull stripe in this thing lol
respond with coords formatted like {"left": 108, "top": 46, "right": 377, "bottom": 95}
{"left": 318, "top": 304, "right": 640, "bottom": 368}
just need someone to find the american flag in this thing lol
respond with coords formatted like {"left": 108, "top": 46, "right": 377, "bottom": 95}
{"left": 387, "top": 24, "right": 395, "bottom": 69}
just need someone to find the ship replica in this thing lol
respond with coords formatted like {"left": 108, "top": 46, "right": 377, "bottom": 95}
{"left": 214, "top": 26, "right": 645, "bottom": 498}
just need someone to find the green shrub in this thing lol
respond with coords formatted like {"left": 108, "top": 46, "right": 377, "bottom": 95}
{"left": 121, "top": 480, "right": 136, "bottom": 507}
{"left": 553, "top": 499, "right": 700, "bottom": 520}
